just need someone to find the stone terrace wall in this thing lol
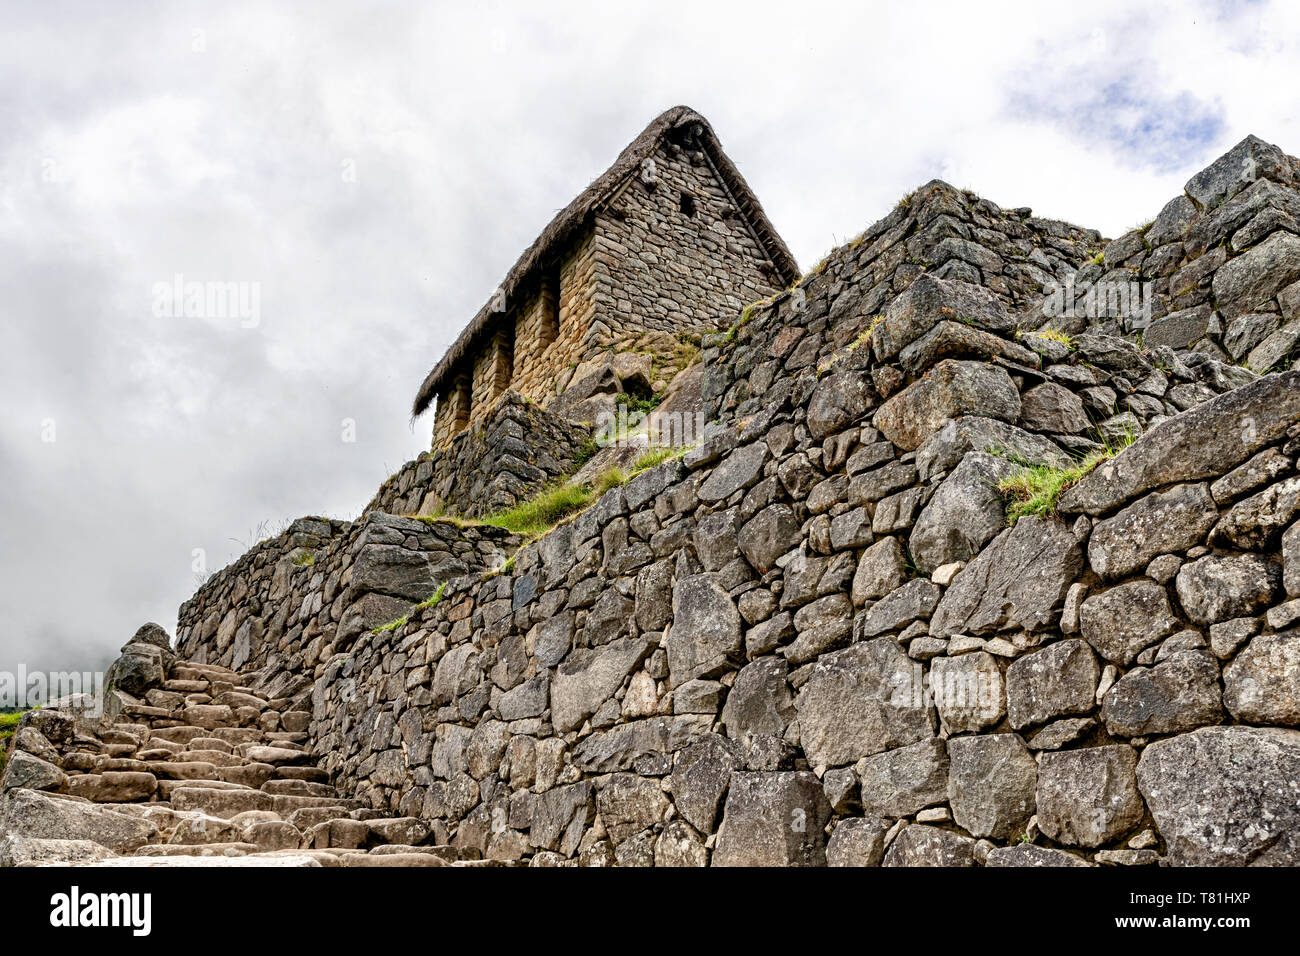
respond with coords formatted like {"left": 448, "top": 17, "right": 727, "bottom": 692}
{"left": 303, "top": 257, "right": 1299, "bottom": 866}
{"left": 369, "top": 393, "right": 593, "bottom": 520}
{"left": 1086, "top": 135, "right": 1300, "bottom": 370}
{"left": 177, "top": 515, "right": 520, "bottom": 692}
{"left": 702, "top": 180, "right": 1104, "bottom": 428}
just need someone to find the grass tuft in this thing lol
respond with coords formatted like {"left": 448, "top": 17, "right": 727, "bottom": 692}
{"left": 998, "top": 429, "right": 1138, "bottom": 524}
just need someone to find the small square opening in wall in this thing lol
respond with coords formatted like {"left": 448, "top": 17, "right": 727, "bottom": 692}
{"left": 679, "top": 192, "right": 696, "bottom": 218}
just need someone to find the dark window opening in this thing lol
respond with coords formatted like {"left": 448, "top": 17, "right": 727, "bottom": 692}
{"left": 453, "top": 375, "right": 471, "bottom": 431}
{"left": 679, "top": 192, "right": 696, "bottom": 218}
{"left": 539, "top": 266, "right": 560, "bottom": 349}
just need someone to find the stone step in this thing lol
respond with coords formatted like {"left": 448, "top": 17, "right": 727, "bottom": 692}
{"left": 135, "top": 843, "right": 260, "bottom": 857}
{"left": 156, "top": 778, "right": 253, "bottom": 798}
{"left": 270, "top": 793, "right": 364, "bottom": 815}
{"left": 171, "top": 786, "right": 277, "bottom": 818}
{"left": 339, "top": 852, "right": 449, "bottom": 867}
{"left": 215, "top": 763, "right": 276, "bottom": 788}
{"left": 60, "top": 853, "right": 323, "bottom": 867}
{"left": 261, "top": 779, "right": 337, "bottom": 798}
{"left": 271, "top": 766, "right": 330, "bottom": 783}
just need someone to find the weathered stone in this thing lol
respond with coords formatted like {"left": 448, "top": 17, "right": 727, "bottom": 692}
{"left": 653, "top": 820, "right": 708, "bottom": 867}
{"left": 1210, "top": 476, "right": 1300, "bottom": 549}
{"left": 104, "top": 643, "right": 165, "bottom": 696}
{"left": 720, "top": 657, "right": 794, "bottom": 739}
{"left": 851, "top": 537, "right": 908, "bottom": 606}
{"left": 856, "top": 579, "right": 942, "bottom": 638}
{"left": 873, "top": 274, "right": 1015, "bottom": 362}
{"left": 712, "top": 771, "right": 832, "bottom": 867}
{"left": 1145, "top": 305, "right": 1212, "bottom": 350}
{"left": 915, "top": 416, "right": 1070, "bottom": 482}
{"left": 0, "top": 835, "right": 118, "bottom": 866}
{"left": 873, "top": 360, "right": 1021, "bottom": 452}
{"left": 1100, "top": 651, "right": 1224, "bottom": 737}
{"left": 1185, "top": 134, "right": 1294, "bottom": 212}
{"left": 1005, "top": 638, "right": 1099, "bottom": 730}
{"left": 947, "top": 734, "right": 1037, "bottom": 840}
{"left": 909, "top": 452, "right": 1017, "bottom": 572}
{"left": 1087, "top": 483, "right": 1218, "bottom": 580}
{"left": 929, "top": 517, "right": 1082, "bottom": 638}
{"left": 737, "top": 504, "right": 801, "bottom": 574}
{"left": 1175, "top": 553, "right": 1279, "bottom": 626}
{"left": 881, "top": 824, "right": 975, "bottom": 867}
{"left": 0, "top": 751, "right": 67, "bottom": 793}
{"left": 596, "top": 773, "right": 670, "bottom": 845}
{"left": 697, "top": 443, "right": 769, "bottom": 503}
{"left": 1223, "top": 632, "right": 1300, "bottom": 725}
{"left": 0, "top": 787, "right": 156, "bottom": 853}
{"left": 1213, "top": 231, "right": 1300, "bottom": 318}
{"left": 807, "top": 371, "right": 874, "bottom": 439}
{"left": 1060, "top": 370, "right": 1300, "bottom": 514}
{"left": 826, "top": 817, "right": 887, "bottom": 867}
{"left": 1079, "top": 579, "right": 1179, "bottom": 665}
{"left": 1036, "top": 746, "right": 1145, "bottom": 848}
{"left": 854, "top": 738, "right": 949, "bottom": 818}
{"left": 669, "top": 734, "right": 743, "bottom": 833}
{"left": 529, "top": 782, "right": 594, "bottom": 857}
{"left": 551, "top": 637, "right": 651, "bottom": 732}
{"left": 930, "top": 652, "right": 1005, "bottom": 734}
{"left": 1019, "top": 382, "right": 1089, "bottom": 434}
{"left": 794, "top": 638, "right": 935, "bottom": 769}
{"left": 985, "top": 844, "right": 1092, "bottom": 867}
{"left": 1137, "top": 726, "right": 1300, "bottom": 865}
{"left": 666, "top": 574, "right": 742, "bottom": 687}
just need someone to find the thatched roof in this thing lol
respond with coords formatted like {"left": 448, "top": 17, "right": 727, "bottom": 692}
{"left": 412, "top": 105, "right": 800, "bottom": 416}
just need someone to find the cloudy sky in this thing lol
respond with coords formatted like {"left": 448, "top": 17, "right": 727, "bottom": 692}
{"left": 2, "top": 0, "right": 1298, "bottom": 678}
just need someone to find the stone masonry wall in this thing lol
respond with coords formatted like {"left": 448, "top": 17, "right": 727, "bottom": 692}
{"left": 302, "top": 261, "right": 1298, "bottom": 866}
{"left": 171, "top": 136, "right": 1300, "bottom": 866}
{"left": 176, "top": 514, "right": 520, "bottom": 689}
{"left": 369, "top": 393, "right": 594, "bottom": 520}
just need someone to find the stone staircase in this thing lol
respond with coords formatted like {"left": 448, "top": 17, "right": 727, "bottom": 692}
{"left": 0, "top": 629, "right": 511, "bottom": 866}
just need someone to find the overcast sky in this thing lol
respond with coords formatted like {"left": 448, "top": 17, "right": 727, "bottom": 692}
{"left": 2, "top": 0, "right": 1298, "bottom": 678}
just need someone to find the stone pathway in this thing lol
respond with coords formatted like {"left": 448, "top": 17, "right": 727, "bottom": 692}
{"left": 0, "top": 633, "right": 510, "bottom": 866}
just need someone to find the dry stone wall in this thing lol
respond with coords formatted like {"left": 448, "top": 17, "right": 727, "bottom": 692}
{"left": 302, "top": 247, "right": 1298, "bottom": 866}
{"left": 369, "top": 393, "right": 593, "bottom": 520}
{"left": 16, "top": 135, "right": 1300, "bottom": 868}
{"left": 176, "top": 514, "right": 519, "bottom": 687}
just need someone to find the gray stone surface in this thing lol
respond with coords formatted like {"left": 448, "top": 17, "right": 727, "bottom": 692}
{"left": 1087, "top": 483, "right": 1218, "bottom": 580}
{"left": 1060, "top": 370, "right": 1300, "bottom": 514}
{"left": 1176, "top": 553, "right": 1279, "bottom": 625}
{"left": 1100, "top": 651, "right": 1224, "bottom": 737}
{"left": 855, "top": 738, "right": 949, "bottom": 819}
{"left": 1036, "top": 745, "right": 1145, "bottom": 848}
{"left": 712, "top": 771, "right": 832, "bottom": 867}
{"left": 1006, "top": 639, "right": 1100, "bottom": 729}
{"left": 794, "top": 638, "right": 935, "bottom": 769}
{"left": 947, "top": 734, "right": 1037, "bottom": 841}
{"left": 1223, "top": 632, "right": 1300, "bottom": 725}
{"left": 909, "top": 452, "right": 1018, "bottom": 572}
{"left": 1079, "top": 579, "right": 1179, "bottom": 665}
{"left": 1138, "top": 726, "right": 1300, "bottom": 865}
{"left": 929, "top": 517, "right": 1082, "bottom": 638}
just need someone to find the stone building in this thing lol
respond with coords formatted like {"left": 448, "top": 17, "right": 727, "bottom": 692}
{"left": 412, "top": 105, "right": 800, "bottom": 449}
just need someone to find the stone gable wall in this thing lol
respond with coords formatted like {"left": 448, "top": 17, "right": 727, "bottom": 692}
{"left": 432, "top": 136, "right": 782, "bottom": 450}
